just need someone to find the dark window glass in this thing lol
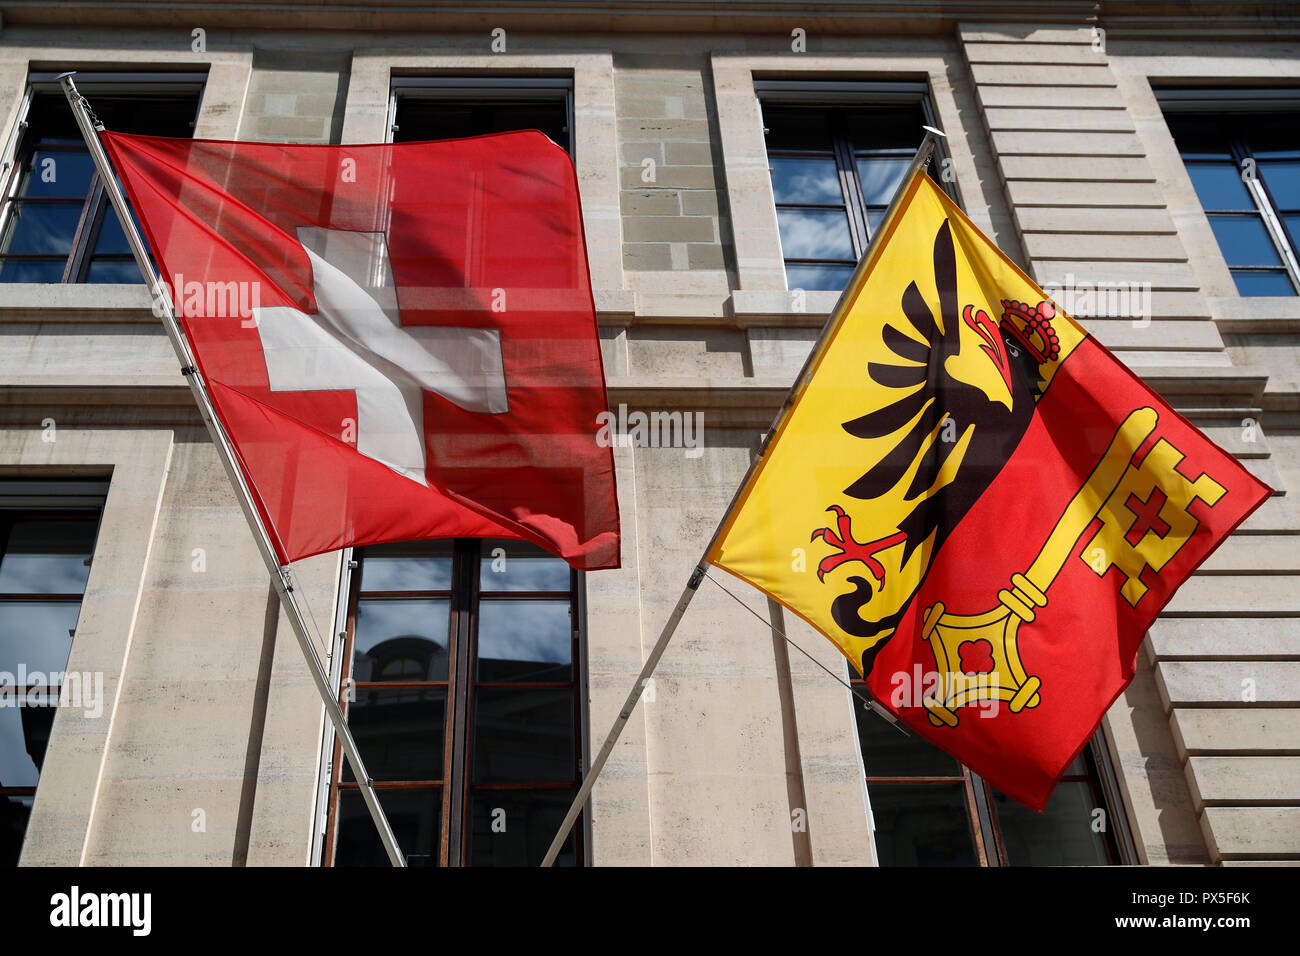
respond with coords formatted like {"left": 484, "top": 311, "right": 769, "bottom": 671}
{"left": 472, "top": 687, "right": 575, "bottom": 782}
{"left": 851, "top": 698, "right": 1124, "bottom": 867}
{"left": 1167, "top": 110, "right": 1300, "bottom": 294}
{"left": 334, "top": 789, "right": 442, "bottom": 867}
{"left": 1, "top": 794, "right": 34, "bottom": 866}
{"left": 992, "top": 781, "right": 1112, "bottom": 866}
{"left": 342, "top": 687, "right": 446, "bottom": 782}
{"left": 0, "top": 88, "right": 200, "bottom": 284}
{"left": 854, "top": 703, "right": 961, "bottom": 777}
{"left": 326, "top": 538, "right": 582, "bottom": 867}
{"left": 762, "top": 101, "right": 945, "bottom": 292}
{"left": 0, "top": 503, "right": 102, "bottom": 867}
{"left": 468, "top": 789, "right": 577, "bottom": 867}
{"left": 871, "top": 784, "right": 979, "bottom": 866}
{"left": 392, "top": 97, "right": 569, "bottom": 154}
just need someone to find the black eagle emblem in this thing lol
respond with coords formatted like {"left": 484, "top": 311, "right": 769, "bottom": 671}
{"left": 811, "top": 219, "right": 1045, "bottom": 675}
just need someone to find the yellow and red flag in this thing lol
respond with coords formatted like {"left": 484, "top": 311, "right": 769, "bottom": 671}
{"left": 709, "top": 169, "right": 1270, "bottom": 811}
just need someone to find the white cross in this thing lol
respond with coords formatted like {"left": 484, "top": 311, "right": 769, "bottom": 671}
{"left": 253, "top": 227, "right": 509, "bottom": 487}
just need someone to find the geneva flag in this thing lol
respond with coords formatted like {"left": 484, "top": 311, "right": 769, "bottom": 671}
{"left": 103, "top": 130, "right": 619, "bottom": 570}
{"left": 708, "top": 169, "right": 1270, "bottom": 810}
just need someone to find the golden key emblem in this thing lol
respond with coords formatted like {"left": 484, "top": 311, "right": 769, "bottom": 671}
{"left": 920, "top": 407, "right": 1226, "bottom": 728}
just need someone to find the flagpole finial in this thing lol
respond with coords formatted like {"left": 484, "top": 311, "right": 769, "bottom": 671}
{"left": 922, "top": 125, "right": 947, "bottom": 138}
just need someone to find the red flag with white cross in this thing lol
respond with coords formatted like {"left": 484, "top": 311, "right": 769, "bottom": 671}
{"left": 103, "top": 130, "right": 620, "bottom": 570}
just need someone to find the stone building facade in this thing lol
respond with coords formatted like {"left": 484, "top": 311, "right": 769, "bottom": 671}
{"left": 0, "top": 1, "right": 1296, "bottom": 866}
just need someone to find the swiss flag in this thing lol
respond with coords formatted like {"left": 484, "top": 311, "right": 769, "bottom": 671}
{"left": 103, "top": 129, "right": 620, "bottom": 570}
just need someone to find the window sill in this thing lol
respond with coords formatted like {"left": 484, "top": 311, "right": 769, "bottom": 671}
{"left": 730, "top": 289, "right": 843, "bottom": 327}
{"left": 0, "top": 283, "right": 153, "bottom": 323}
{"left": 1208, "top": 296, "right": 1300, "bottom": 333}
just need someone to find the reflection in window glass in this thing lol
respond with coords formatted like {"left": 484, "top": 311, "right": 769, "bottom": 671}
{"left": 0, "top": 503, "right": 102, "bottom": 866}
{"left": 0, "top": 603, "right": 80, "bottom": 675}
{"left": 763, "top": 99, "right": 939, "bottom": 292}
{"left": 352, "top": 598, "right": 450, "bottom": 681}
{"left": 332, "top": 535, "right": 582, "bottom": 866}
{"left": 784, "top": 262, "right": 854, "bottom": 291}
{"left": 0, "top": 702, "right": 56, "bottom": 788}
{"left": 1166, "top": 109, "right": 1299, "bottom": 295}
{"left": 359, "top": 543, "right": 453, "bottom": 591}
{"left": 855, "top": 154, "right": 910, "bottom": 206}
{"left": 1, "top": 204, "right": 83, "bottom": 256}
{"left": 477, "top": 600, "right": 571, "bottom": 682}
{"left": 0, "top": 519, "right": 97, "bottom": 593}
{"left": 770, "top": 155, "right": 842, "bottom": 204}
{"left": 776, "top": 207, "right": 855, "bottom": 260}
{"left": 0, "top": 90, "right": 200, "bottom": 284}
{"left": 478, "top": 539, "right": 571, "bottom": 592}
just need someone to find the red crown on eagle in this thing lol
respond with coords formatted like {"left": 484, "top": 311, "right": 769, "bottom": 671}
{"left": 998, "top": 298, "right": 1061, "bottom": 364}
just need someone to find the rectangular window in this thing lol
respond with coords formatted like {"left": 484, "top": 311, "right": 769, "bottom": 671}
{"left": 323, "top": 538, "right": 586, "bottom": 867}
{"left": 388, "top": 76, "right": 572, "bottom": 154}
{"left": 850, "top": 677, "right": 1132, "bottom": 866}
{"left": 0, "top": 479, "right": 106, "bottom": 866}
{"left": 1160, "top": 91, "right": 1300, "bottom": 296}
{"left": 757, "top": 81, "right": 950, "bottom": 292}
{"left": 0, "top": 72, "right": 204, "bottom": 284}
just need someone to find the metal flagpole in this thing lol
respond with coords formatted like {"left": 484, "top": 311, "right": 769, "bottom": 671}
{"left": 57, "top": 72, "right": 408, "bottom": 867}
{"left": 541, "top": 127, "right": 947, "bottom": 867}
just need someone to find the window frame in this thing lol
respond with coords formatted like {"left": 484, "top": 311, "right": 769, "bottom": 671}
{"left": 1158, "top": 89, "right": 1300, "bottom": 296}
{"left": 386, "top": 76, "right": 574, "bottom": 155}
{"left": 0, "top": 478, "right": 107, "bottom": 866}
{"left": 849, "top": 668, "right": 1136, "bottom": 866}
{"left": 318, "top": 538, "right": 590, "bottom": 867}
{"left": 0, "top": 71, "right": 206, "bottom": 285}
{"left": 755, "top": 80, "right": 953, "bottom": 292}
{"left": 314, "top": 78, "right": 584, "bottom": 866}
